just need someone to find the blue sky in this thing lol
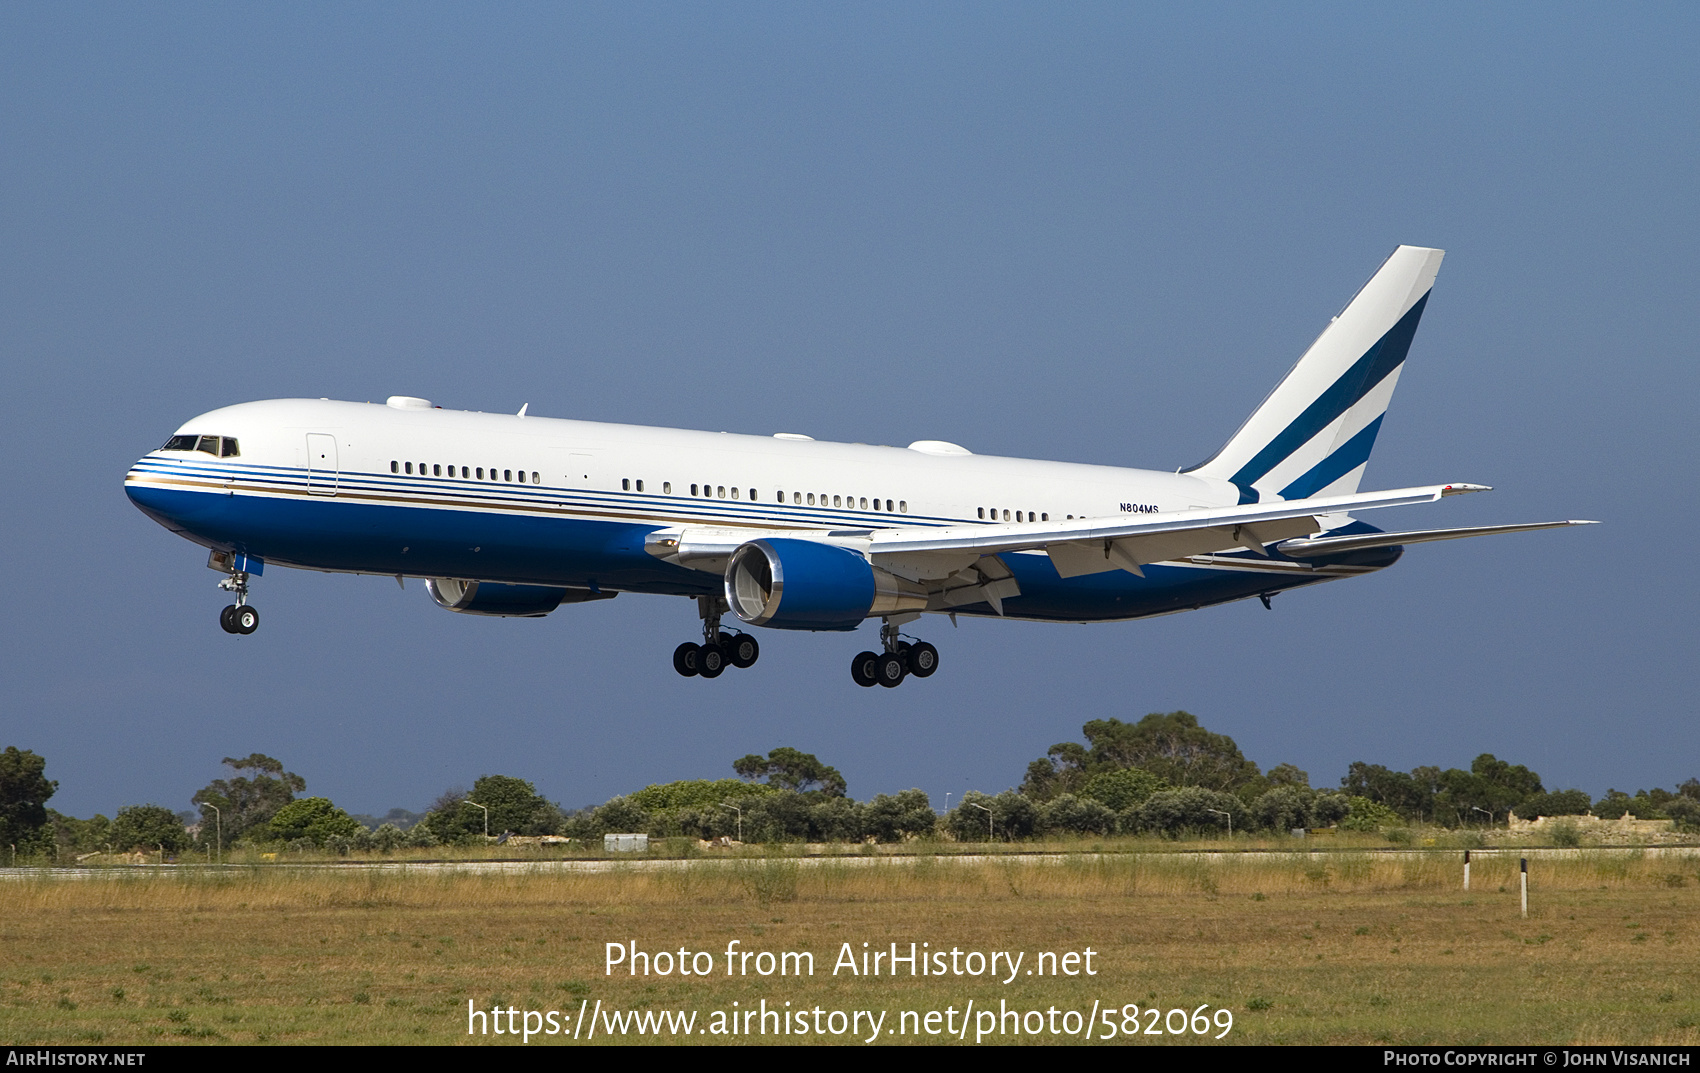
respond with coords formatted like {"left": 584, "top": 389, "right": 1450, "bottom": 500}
{"left": 3, "top": 4, "right": 1694, "bottom": 818}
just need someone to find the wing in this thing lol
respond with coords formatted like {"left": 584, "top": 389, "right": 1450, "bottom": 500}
{"left": 866, "top": 482, "right": 1490, "bottom": 581}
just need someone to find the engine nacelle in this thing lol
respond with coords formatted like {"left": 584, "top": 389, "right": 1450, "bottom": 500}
{"left": 724, "top": 538, "right": 926, "bottom": 631}
{"left": 426, "top": 578, "right": 612, "bottom": 617}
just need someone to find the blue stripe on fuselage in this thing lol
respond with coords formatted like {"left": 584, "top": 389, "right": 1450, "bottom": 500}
{"left": 127, "top": 483, "right": 1353, "bottom": 622}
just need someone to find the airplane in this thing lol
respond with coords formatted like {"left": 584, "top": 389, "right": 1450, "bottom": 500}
{"left": 125, "top": 245, "right": 1591, "bottom": 688}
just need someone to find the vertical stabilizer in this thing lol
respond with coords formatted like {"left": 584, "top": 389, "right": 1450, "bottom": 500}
{"left": 1185, "top": 245, "right": 1444, "bottom": 502}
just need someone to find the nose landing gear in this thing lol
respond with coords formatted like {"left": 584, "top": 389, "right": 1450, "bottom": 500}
{"left": 851, "top": 619, "right": 939, "bottom": 688}
{"left": 673, "top": 596, "right": 760, "bottom": 679}
{"left": 217, "top": 571, "right": 259, "bottom": 635}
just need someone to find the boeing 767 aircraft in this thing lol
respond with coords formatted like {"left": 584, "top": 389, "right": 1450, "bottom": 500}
{"left": 125, "top": 246, "right": 1590, "bottom": 687}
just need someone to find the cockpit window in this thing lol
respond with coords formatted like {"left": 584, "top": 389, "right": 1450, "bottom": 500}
{"left": 161, "top": 434, "right": 239, "bottom": 456}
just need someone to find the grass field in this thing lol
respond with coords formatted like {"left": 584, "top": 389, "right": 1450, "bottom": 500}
{"left": 4, "top": 850, "right": 1698, "bottom": 1045}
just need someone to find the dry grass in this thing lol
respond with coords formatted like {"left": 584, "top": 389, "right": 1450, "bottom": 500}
{"left": 4, "top": 851, "right": 1698, "bottom": 1045}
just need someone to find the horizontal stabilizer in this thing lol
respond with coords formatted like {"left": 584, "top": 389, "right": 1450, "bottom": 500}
{"left": 1276, "top": 520, "right": 1597, "bottom": 558}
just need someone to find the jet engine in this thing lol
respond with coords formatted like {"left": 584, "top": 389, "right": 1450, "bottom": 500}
{"left": 724, "top": 538, "right": 926, "bottom": 631}
{"left": 426, "top": 578, "right": 613, "bottom": 617}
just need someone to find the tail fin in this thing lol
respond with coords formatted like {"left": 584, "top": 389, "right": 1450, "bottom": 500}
{"left": 1184, "top": 245, "right": 1444, "bottom": 502}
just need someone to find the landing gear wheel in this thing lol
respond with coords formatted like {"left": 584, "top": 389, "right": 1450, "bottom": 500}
{"left": 673, "top": 642, "right": 701, "bottom": 677}
{"left": 876, "top": 652, "right": 907, "bottom": 688}
{"left": 232, "top": 605, "right": 259, "bottom": 635}
{"left": 698, "top": 644, "right": 727, "bottom": 678}
{"left": 850, "top": 651, "right": 880, "bottom": 688}
{"left": 905, "top": 641, "right": 939, "bottom": 678}
{"left": 219, "top": 605, "right": 239, "bottom": 634}
{"left": 724, "top": 633, "right": 760, "bottom": 669}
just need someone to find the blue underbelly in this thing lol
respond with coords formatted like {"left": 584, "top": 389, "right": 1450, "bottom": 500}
{"left": 128, "top": 485, "right": 1350, "bottom": 619}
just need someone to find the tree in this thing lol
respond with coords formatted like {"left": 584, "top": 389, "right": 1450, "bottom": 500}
{"left": 1078, "top": 768, "right": 1169, "bottom": 812}
{"left": 191, "top": 754, "right": 305, "bottom": 842}
{"left": 0, "top": 747, "right": 57, "bottom": 855}
{"left": 630, "top": 779, "right": 777, "bottom": 812}
{"left": 424, "top": 775, "right": 561, "bottom": 841}
{"left": 1079, "top": 713, "right": 1261, "bottom": 791}
{"left": 946, "top": 791, "right": 1036, "bottom": 842}
{"left": 1341, "top": 762, "right": 1425, "bottom": 819}
{"left": 1020, "top": 743, "right": 1092, "bottom": 801}
{"left": 1132, "top": 787, "right": 1245, "bottom": 836}
{"left": 1252, "top": 785, "right": 1316, "bottom": 833}
{"left": 1339, "top": 796, "right": 1402, "bottom": 832}
{"left": 862, "top": 790, "right": 936, "bottom": 843}
{"left": 110, "top": 805, "right": 189, "bottom": 854}
{"left": 1038, "top": 794, "right": 1117, "bottom": 836}
{"left": 267, "top": 798, "right": 363, "bottom": 845}
{"left": 49, "top": 810, "right": 111, "bottom": 855}
{"left": 1512, "top": 790, "right": 1592, "bottom": 819}
{"left": 733, "top": 748, "right": 847, "bottom": 797}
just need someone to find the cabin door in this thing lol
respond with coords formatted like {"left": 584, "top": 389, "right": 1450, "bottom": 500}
{"left": 305, "top": 434, "right": 339, "bottom": 495}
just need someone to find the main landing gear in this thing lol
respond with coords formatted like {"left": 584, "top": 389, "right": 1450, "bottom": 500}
{"left": 673, "top": 596, "right": 760, "bottom": 680}
{"left": 851, "top": 619, "right": 938, "bottom": 689}
{"left": 217, "top": 571, "right": 259, "bottom": 635}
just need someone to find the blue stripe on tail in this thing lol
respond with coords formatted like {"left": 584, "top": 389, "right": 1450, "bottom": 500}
{"left": 1227, "top": 293, "right": 1429, "bottom": 490}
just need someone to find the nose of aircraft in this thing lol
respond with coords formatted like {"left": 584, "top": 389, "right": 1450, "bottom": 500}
{"left": 125, "top": 456, "right": 217, "bottom": 532}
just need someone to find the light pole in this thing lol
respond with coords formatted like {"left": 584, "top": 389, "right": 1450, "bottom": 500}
{"left": 969, "top": 802, "right": 994, "bottom": 843}
{"left": 944, "top": 793, "right": 952, "bottom": 813}
{"left": 205, "top": 803, "right": 222, "bottom": 864}
{"left": 720, "top": 803, "right": 742, "bottom": 843}
{"left": 1205, "top": 808, "right": 1233, "bottom": 839}
{"left": 1471, "top": 806, "right": 1494, "bottom": 828}
{"left": 465, "top": 801, "right": 490, "bottom": 838}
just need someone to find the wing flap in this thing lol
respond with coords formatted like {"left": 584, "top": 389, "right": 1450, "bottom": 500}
{"left": 1276, "top": 520, "right": 1597, "bottom": 558}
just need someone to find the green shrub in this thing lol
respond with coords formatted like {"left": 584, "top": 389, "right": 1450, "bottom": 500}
{"left": 267, "top": 798, "right": 362, "bottom": 845}
{"left": 1078, "top": 768, "right": 1168, "bottom": 812}
{"left": 1339, "top": 796, "right": 1402, "bottom": 832}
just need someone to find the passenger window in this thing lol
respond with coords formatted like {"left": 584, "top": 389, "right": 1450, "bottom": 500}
{"left": 505, "top": 470, "right": 512, "bottom": 482}
{"left": 776, "top": 491, "right": 784, "bottom": 503}
{"left": 717, "top": 486, "right": 725, "bottom": 498}
{"left": 664, "top": 482, "right": 672, "bottom": 494}
{"left": 977, "top": 507, "right": 985, "bottom": 519}
{"left": 885, "top": 499, "right": 893, "bottom": 512}
{"left": 691, "top": 484, "right": 698, "bottom": 496}
{"left": 806, "top": 493, "right": 814, "bottom": 505}
{"left": 749, "top": 489, "right": 756, "bottom": 501}
{"left": 793, "top": 492, "right": 801, "bottom": 505}
{"left": 476, "top": 468, "right": 484, "bottom": 480}
{"left": 1042, "top": 513, "right": 1048, "bottom": 521}
{"left": 432, "top": 464, "right": 440, "bottom": 476}
{"left": 732, "top": 487, "right": 739, "bottom": 500}
{"left": 859, "top": 497, "right": 867, "bottom": 509}
{"left": 636, "top": 479, "right": 644, "bottom": 492}
{"left": 622, "top": 479, "right": 630, "bottom": 490}
{"left": 405, "top": 462, "right": 413, "bottom": 474}
{"left": 899, "top": 501, "right": 907, "bottom": 513}
{"left": 833, "top": 495, "right": 841, "bottom": 507}
{"left": 1003, "top": 509, "right": 1010, "bottom": 521}
{"left": 390, "top": 461, "right": 398, "bottom": 473}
